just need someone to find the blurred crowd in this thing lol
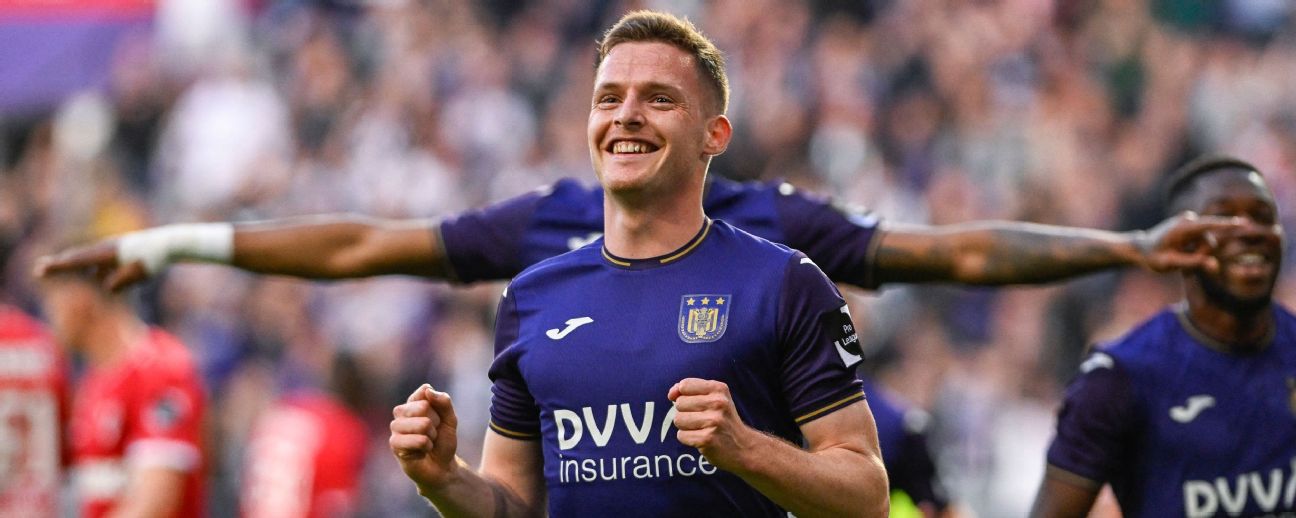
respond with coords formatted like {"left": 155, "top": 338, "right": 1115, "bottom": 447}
{"left": 3, "top": 0, "right": 1296, "bottom": 516}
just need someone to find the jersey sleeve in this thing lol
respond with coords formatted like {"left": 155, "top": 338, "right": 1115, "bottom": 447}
{"left": 124, "top": 358, "right": 204, "bottom": 472}
{"left": 775, "top": 252, "right": 866, "bottom": 426}
{"left": 486, "top": 286, "right": 541, "bottom": 440}
{"left": 773, "top": 184, "right": 882, "bottom": 289}
{"left": 1045, "top": 351, "right": 1138, "bottom": 486}
{"left": 437, "top": 188, "right": 546, "bottom": 283}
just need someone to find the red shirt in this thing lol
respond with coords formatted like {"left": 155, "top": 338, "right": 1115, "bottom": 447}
{"left": 241, "top": 392, "right": 368, "bottom": 518}
{"left": 69, "top": 328, "right": 205, "bottom": 518}
{"left": 0, "top": 306, "right": 66, "bottom": 517}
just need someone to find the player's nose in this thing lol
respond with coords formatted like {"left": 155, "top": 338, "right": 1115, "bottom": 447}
{"left": 614, "top": 96, "right": 645, "bottom": 129}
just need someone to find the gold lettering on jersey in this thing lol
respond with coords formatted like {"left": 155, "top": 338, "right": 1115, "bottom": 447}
{"left": 678, "top": 294, "right": 731, "bottom": 343}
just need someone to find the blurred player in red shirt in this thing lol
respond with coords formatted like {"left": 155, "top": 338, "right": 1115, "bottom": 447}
{"left": 0, "top": 303, "right": 66, "bottom": 517}
{"left": 241, "top": 353, "right": 368, "bottom": 518}
{"left": 0, "top": 232, "right": 67, "bottom": 517}
{"left": 41, "top": 270, "right": 206, "bottom": 518}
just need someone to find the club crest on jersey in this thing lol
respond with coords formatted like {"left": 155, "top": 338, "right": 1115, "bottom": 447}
{"left": 678, "top": 294, "right": 731, "bottom": 343}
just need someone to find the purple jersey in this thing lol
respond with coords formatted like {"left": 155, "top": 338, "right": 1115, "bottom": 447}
{"left": 1047, "top": 305, "right": 1296, "bottom": 517}
{"left": 488, "top": 220, "right": 865, "bottom": 516}
{"left": 438, "top": 177, "right": 882, "bottom": 288}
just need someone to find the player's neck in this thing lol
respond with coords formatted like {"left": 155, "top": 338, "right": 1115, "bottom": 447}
{"left": 1179, "top": 301, "right": 1275, "bottom": 353}
{"left": 602, "top": 190, "right": 705, "bottom": 259}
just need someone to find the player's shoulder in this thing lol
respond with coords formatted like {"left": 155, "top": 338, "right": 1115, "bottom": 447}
{"left": 507, "top": 242, "right": 603, "bottom": 293}
{"left": 706, "top": 176, "right": 824, "bottom": 203}
{"left": 706, "top": 175, "right": 778, "bottom": 197}
{"left": 1273, "top": 304, "right": 1296, "bottom": 328}
{"left": 130, "top": 328, "right": 201, "bottom": 379}
{"left": 1094, "top": 308, "right": 1184, "bottom": 369}
{"left": 710, "top": 219, "right": 802, "bottom": 262}
{"left": 539, "top": 178, "right": 603, "bottom": 206}
{"left": 0, "top": 305, "right": 51, "bottom": 341}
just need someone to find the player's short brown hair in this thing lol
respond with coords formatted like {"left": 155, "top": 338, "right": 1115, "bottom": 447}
{"left": 595, "top": 10, "right": 729, "bottom": 115}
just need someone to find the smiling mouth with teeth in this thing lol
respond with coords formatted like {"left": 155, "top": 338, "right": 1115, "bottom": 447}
{"left": 611, "top": 141, "right": 658, "bottom": 154}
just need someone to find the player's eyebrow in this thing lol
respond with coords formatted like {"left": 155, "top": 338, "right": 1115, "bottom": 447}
{"left": 593, "top": 81, "right": 687, "bottom": 97}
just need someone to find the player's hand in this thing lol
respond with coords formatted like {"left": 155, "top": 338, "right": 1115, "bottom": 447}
{"left": 668, "top": 378, "right": 755, "bottom": 472}
{"left": 33, "top": 239, "right": 147, "bottom": 292}
{"left": 390, "top": 384, "right": 461, "bottom": 491}
{"left": 1136, "top": 211, "right": 1242, "bottom": 273}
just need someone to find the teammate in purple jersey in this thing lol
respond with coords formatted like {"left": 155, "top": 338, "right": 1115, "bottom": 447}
{"left": 36, "top": 176, "right": 1233, "bottom": 293}
{"left": 391, "top": 11, "right": 887, "bottom": 516}
{"left": 1032, "top": 155, "right": 1296, "bottom": 518}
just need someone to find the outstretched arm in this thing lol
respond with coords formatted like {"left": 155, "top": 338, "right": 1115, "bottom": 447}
{"left": 35, "top": 215, "right": 450, "bottom": 290}
{"left": 872, "top": 212, "right": 1237, "bottom": 286}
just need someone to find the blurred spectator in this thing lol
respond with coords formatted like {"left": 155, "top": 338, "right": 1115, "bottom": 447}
{"left": 240, "top": 353, "right": 368, "bottom": 518}
{"left": 42, "top": 270, "right": 206, "bottom": 517}
{"left": 0, "top": 244, "right": 66, "bottom": 517}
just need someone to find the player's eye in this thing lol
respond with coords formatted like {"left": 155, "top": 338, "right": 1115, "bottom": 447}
{"left": 1252, "top": 207, "right": 1276, "bottom": 225}
{"left": 652, "top": 95, "right": 673, "bottom": 104}
{"left": 596, "top": 95, "right": 620, "bottom": 107}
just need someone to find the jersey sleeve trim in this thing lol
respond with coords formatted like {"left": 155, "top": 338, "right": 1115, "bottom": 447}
{"left": 794, "top": 391, "right": 866, "bottom": 425}
{"left": 488, "top": 421, "right": 540, "bottom": 440}
{"left": 431, "top": 222, "right": 463, "bottom": 283}
{"left": 1044, "top": 464, "right": 1104, "bottom": 490}
{"left": 861, "top": 227, "right": 888, "bottom": 289}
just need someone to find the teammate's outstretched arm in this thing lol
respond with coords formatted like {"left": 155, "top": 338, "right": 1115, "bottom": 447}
{"left": 872, "top": 212, "right": 1239, "bottom": 286}
{"left": 390, "top": 384, "right": 545, "bottom": 518}
{"left": 35, "top": 215, "right": 449, "bottom": 290}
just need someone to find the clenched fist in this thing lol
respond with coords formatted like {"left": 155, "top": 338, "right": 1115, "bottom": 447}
{"left": 390, "top": 384, "right": 461, "bottom": 491}
{"left": 668, "top": 378, "right": 756, "bottom": 472}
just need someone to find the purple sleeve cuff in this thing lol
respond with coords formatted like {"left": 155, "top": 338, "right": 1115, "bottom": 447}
{"left": 777, "top": 252, "right": 866, "bottom": 424}
{"left": 1046, "top": 351, "right": 1137, "bottom": 483}
{"left": 487, "top": 286, "right": 541, "bottom": 437}
{"left": 439, "top": 189, "right": 545, "bottom": 283}
{"left": 774, "top": 186, "right": 882, "bottom": 289}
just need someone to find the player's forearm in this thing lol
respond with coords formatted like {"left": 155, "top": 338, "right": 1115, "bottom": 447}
{"left": 874, "top": 222, "right": 1142, "bottom": 286}
{"left": 727, "top": 430, "right": 888, "bottom": 518}
{"left": 415, "top": 463, "right": 542, "bottom": 518}
{"left": 231, "top": 215, "right": 448, "bottom": 279}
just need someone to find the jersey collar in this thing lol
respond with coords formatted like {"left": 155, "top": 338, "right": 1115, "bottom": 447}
{"left": 602, "top": 219, "right": 713, "bottom": 270}
{"left": 1173, "top": 303, "right": 1276, "bottom": 354}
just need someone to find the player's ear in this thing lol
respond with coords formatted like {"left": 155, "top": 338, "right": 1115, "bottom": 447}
{"left": 703, "top": 114, "right": 731, "bottom": 157}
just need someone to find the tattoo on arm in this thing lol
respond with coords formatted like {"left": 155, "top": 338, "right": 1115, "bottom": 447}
{"left": 875, "top": 226, "right": 1130, "bottom": 285}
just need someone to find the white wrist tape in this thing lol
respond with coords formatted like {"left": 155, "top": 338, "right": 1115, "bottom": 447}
{"left": 116, "top": 223, "right": 235, "bottom": 275}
